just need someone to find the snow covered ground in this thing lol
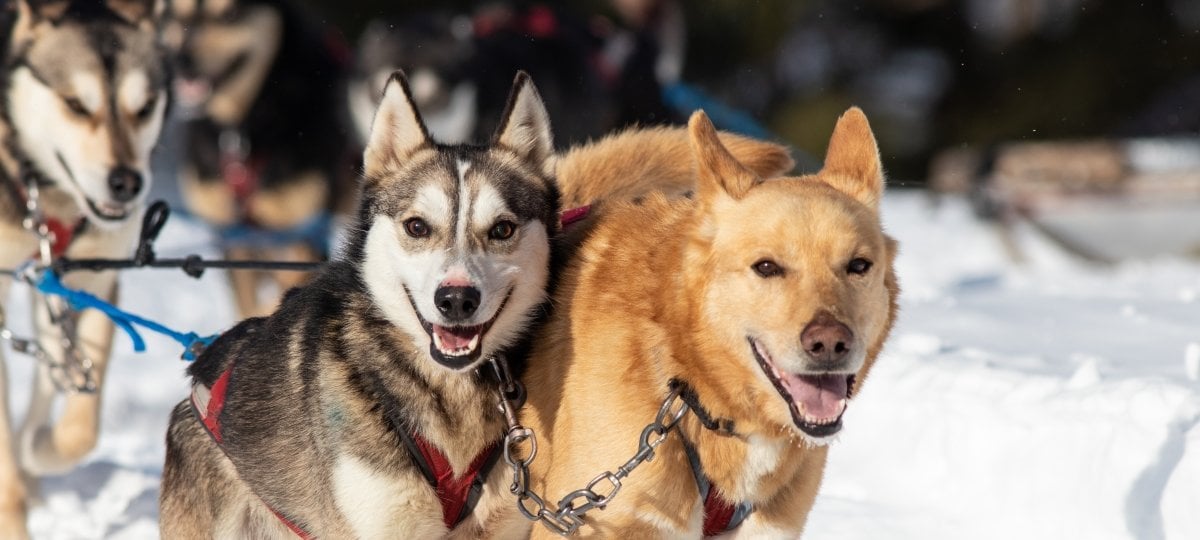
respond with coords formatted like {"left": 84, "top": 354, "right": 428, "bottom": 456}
{"left": 4, "top": 190, "right": 1198, "bottom": 539}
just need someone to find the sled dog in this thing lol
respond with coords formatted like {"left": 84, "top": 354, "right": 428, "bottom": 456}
{"left": 159, "top": 71, "right": 563, "bottom": 539}
{"left": 517, "top": 108, "right": 899, "bottom": 538}
{"left": 0, "top": 0, "right": 168, "bottom": 537}
{"left": 167, "top": 0, "right": 352, "bottom": 318}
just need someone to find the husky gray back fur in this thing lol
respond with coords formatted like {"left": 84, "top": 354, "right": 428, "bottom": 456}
{"left": 159, "top": 71, "right": 558, "bottom": 539}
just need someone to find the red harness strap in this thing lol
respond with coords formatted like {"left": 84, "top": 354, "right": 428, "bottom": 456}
{"left": 191, "top": 363, "right": 501, "bottom": 536}
{"left": 559, "top": 205, "right": 590, "bottom": 229}
{"left": 7, "top": 177, "right": 83, "bottom": 258}
{"left": 702, "top": 488, "right": 739, "bottom": 536}
{"left": 410, "top": 434, "right": 501, "bottom": 529}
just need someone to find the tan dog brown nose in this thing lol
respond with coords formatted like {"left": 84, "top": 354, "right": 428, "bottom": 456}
{"left": 801, "top": 313, "right": 854, "bottom": 365}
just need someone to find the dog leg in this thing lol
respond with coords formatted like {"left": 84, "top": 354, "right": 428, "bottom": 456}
{"left": 267, "top": 242, "right": 319, "bottom": 308}
{"left": 0, "top": 330, "right": 32, "bottom": 539}
{"left": 19, "top": 271, "right": 118, "bottom": 474}
{"left": 226, "top": 247, "right": 268, "bottom": 319}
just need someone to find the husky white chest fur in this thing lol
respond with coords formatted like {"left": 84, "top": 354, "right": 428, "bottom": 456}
{"left": 159, "top": 71, "right": 559, "bottom": 540}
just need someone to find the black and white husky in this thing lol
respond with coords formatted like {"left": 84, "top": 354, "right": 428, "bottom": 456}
{"left": 159, "top": 71, "right": 558, "bottom": 539}
{"left": 0, "top": 0, "right": 169, "bottom": 537}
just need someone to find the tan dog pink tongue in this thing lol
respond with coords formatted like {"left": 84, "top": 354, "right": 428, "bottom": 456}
{"left": 781, "top": 374, "right": 848, "bottom": 420}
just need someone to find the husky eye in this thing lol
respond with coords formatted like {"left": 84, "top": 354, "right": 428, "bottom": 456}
{"left": 847, "top": 258, "right": 873, "bottom": 275}
{"left": 403, "top": 218, "right": 431, "bottom": 238}
{"left": 63, "top": 97, "right": 90, "bottom": 118}
{"left": 489, "top": 220, "right": 517, "bottom": 240}
{"left": 135, "top": 98, "right": 158, "bottom": 121}
{"left": 752, "top": 259, "right": 784, "bottom": 278}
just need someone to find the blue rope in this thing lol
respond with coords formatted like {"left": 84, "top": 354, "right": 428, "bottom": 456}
{"left": 35, "top": 271, "right": 216, "bottom": 361}
{"left": 662, "top": 82, "right": 773, "bottom": 141}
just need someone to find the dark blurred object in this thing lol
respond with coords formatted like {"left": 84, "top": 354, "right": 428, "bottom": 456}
{"left": 167, "top": 0, "right": 354, "bottom": 317}
{"left": 346, "top": 2, "right": 683, "bottom": 147}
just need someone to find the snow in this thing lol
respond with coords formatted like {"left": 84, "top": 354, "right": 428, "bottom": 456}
{"left": 4, "top": 190, "right": 1199, "bottom": 539}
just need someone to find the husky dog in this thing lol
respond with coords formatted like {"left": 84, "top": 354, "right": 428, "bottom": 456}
{"left": 0, "top": 0, "right": 168, "bottom": 537}
{"left": 515, "top": 109, "right": 899, "bottom": 538}
{"left": 167, "top": 0, "right": 352, "bottom": 318}
{"left": 159, "top": 71, "right": 558, "bottom": 539}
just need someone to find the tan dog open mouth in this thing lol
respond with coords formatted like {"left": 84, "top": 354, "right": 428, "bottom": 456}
{"left": 748, "top": 336, "right": 855, "bottom": 438}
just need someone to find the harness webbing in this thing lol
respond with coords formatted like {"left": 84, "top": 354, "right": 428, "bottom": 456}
{"left": 190, "top": 361, "right": 501, "bottom": 536}
{"left": 402, "top": 430, "right": 501, "bottom": 529}
{"left": 681, "top": 438, "right": 754, "bottom": 536}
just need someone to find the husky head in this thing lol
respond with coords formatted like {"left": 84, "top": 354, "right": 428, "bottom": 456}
{"left": 349, "top": 14, "right": 476, "bottom": 146}
{"left": 357, "top": 70, "right": 557, "bottom": 373}
{"left": 683, "top": 109, "right": 898, "bottom": 444}
{"left": 4, "top": 0, "right": 168, "bottom": 227}
{"left": 165, "top": 0, "right": 281, "bottom": 125}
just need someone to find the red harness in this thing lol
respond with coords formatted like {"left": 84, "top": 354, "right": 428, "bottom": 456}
{"left": 188, "top": 205, "right": 593, "bottom": 536}
{"left": 191, "top": 363, "right": 502, "bottom": 535}
{"left": 7, "top": 178, "right": 82, "bottom": 259}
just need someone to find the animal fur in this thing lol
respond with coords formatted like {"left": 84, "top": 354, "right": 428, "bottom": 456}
{"left": 513, "top": 108, "right": 899, "bottom": 538}
{"left": 0, "top": 1, "right": 169, "bottom": 537}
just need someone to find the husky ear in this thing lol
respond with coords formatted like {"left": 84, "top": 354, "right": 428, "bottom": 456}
{"left": 363, "top": 71, "right": 431, "bottom": 176}
{"left": 493, "top": 71, "right": 554, "bottom": 173}
{"left": 688, "top": 110, "right": 761, "bottom": 202}
{"left": 820, "top": 107, "right": 884, "bottom": 210}
{"left": 107, "top": 0, "right": 166, "bottom": 25}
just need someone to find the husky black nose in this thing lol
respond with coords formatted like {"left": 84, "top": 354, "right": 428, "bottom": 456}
{"left": 107, "top": 167, "right": 143, "bottom": 202}
{"left": 801, "top": 313, "right": 854, "bottom": 365}
{"left": 435, "top": 286, "right": 481, "bottom": 321}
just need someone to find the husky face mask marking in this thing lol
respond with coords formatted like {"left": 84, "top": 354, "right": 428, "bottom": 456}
{"left": 361, "top": 71, "right": 556, "bottom": 372}
{"left": 6, "top": 0, "right": 168, "bottom": 227}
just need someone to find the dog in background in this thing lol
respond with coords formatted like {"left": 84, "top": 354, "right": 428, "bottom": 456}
{"left": 513, "top": 109, "right": 899, "bottom": 538}
{"left": 0, "top": 0, "right": 169, "bottom": 537}
{"left": 346, "top": 2, "right": 684, "bottom": 148}
{"left": 166, "top": 0, "right": 353, "bottom": 318}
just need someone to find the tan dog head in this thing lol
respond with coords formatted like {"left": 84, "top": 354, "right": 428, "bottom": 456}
{"left": 682, "top": 109, "right": 898, "bottom": 444}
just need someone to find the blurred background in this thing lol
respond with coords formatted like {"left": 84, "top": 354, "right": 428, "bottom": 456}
{"left": 310, "top": 0, "right": 1200, "bottom": 185}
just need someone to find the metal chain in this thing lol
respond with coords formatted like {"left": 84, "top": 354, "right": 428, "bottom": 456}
{"left": 4, "top": 179, "right": 97, "bottom": 393}
{"left": 489, "top": 356, "right": 689, "bottom": 537}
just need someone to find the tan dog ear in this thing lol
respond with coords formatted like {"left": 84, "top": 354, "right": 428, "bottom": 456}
{"left": 821, "top": 107, "right": 884, "bottom": 209}
{"left": 363, "top": 70, "right": 431, "bottom": 176}
{"left": 688, "top": 110, "right": 761, "bottom": 201}
{"left": 493, "top": 71, "right": 555, "bottom": 175}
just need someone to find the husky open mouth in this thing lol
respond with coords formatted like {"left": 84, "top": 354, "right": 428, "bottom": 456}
{"left": 56, "top": 152, "right": 132, "bottom": 222}
{"left": 406, "top": 288, "right": 511, "bottom": 370}
{"left": 748, "top": 336, "right": 856, "bottom": 438}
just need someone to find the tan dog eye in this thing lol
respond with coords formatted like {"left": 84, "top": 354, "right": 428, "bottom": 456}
{"left": 489, "top": 220, "right": 516, "bottom": 240}
{"left": 752, "top": 259, "right": 784, "bottom": 278}
{"left": 404, "top": 217, "right": 431, "bottom": 238}
{"left": 847, "top": 258, "right": 873, "bottom": 275}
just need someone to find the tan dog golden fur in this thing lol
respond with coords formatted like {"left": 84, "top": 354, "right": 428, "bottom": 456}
{"left": 515, "top": 108, "right": 899, "bottom": 538}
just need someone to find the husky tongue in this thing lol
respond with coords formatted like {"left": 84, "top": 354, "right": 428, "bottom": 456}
{"left": 779, "top": 374, "right": 848, "bottom": 420}
{"left": 432, "top": 325, "right": 480, "bottom": 352}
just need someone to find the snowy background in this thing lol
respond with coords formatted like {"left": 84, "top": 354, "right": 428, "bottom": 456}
{"left": 4, "top": 189, "right": 1199, "bottom": 539}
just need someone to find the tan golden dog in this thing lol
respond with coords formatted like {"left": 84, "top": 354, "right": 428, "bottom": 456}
{"left": 514, "top": 108, "right": 899, "bottom": 538}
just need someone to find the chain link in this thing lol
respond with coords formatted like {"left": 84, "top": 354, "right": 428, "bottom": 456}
{"left": 2, "top": 179, "right": 97, "bottom": 393}
{"left": 489, "top": 356, "right": 689, "bottom": 537}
